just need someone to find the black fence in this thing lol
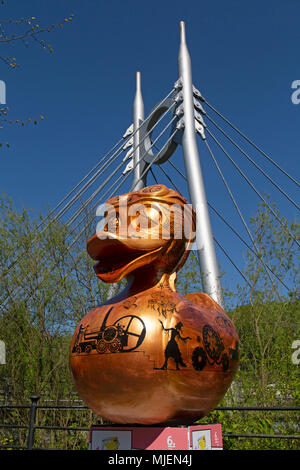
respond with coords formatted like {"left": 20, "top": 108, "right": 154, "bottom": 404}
{"left": 0, "top": 396, "right": 299, "bottom": 450}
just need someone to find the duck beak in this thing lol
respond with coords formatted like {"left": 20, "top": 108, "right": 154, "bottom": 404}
{"left": 87, "top": 232, "right": 168, "bottom": 283}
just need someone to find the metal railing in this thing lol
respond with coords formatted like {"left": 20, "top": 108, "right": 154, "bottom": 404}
{"left": 0, "top": 396, "right": 299, "bottom": 450}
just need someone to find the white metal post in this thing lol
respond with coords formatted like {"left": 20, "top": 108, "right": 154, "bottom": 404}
{"left": 178, "top": 21, "right": 224, "bottom": 308}
{"left": 132, "top": 71, "right": 146, "bottom": 191}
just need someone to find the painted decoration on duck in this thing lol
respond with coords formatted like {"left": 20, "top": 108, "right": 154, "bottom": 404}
{"left": 69, "top": 184, "right": 240, "bottom": 425}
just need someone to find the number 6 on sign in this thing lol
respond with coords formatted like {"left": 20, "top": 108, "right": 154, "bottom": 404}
{"left": 167, "top": 435, "right": 176, "bottom": 449}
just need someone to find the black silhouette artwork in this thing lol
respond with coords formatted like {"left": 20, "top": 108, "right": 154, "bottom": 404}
{"left": 191, "top": 324, "right": 230, "bottom": 372}
{"left": 148, "top": 292, "right": 177, "bottom": 319}
{"left": 122, "top": 297, "right": 138, "bottom": 310}
{"left": 159, "top": 320, "right": 191, "bottom": 370}
{"left": 72, "top": 306, "right": 146, "bottom": 354}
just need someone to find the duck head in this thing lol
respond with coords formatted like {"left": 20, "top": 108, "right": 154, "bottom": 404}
{"left": 87, "top": 184, "right": 196, "bottom": 283}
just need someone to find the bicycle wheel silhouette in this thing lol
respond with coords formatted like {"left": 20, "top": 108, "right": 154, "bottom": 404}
{"left": 113, "top": 315, "right": 146, "bottom": 352}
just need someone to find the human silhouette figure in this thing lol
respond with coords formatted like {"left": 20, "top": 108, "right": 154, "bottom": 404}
{"left": 159, "top": 320, "right": 191, "bottom": 370}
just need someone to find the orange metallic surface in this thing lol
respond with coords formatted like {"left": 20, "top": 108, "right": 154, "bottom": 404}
{"left": 69, "top": 185, "right": 240, "bottom": 425}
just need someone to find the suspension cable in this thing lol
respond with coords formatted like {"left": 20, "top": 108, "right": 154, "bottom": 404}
{"left": 49, "top": 86, "right": 176, "bottom": 229}
{"left": 71, "top": 121, "right": 179, "bottom": 238}
{"left": 127, "top": 125, "right": 179, "bottom": 193}
{"left": 49, "top": 129, "right": 180, "bottom": 290}
{"left": 205, "top": 113, "right": 300, "bottom": 211}
{"left": 166, "top": 158, "right": 291, "bottom": 291}
{"left": 156, "top": 160, "right": 253, "bottom": 290}
{"left": 149, "top": 167, "right": 159, "bottom": 184}
{"left": 155, "top": 161, "right": 182, "bottom": 193}
{"left": 213, "top": 237, "right": 252, "bottom": 289}
{"left": 205, "top": 128, "right": 300, "bottom": 249}
{"left": 203, "top": 98, "right": 300, "bottom": 188}
{"left": 204, "top": 138, "right": 289, "bottom": 292}
{"left": 66, "top": 103, "right": 177, "bottom": 231}
{"left": 0, "top": 139, "right": 128, "bottom": 281}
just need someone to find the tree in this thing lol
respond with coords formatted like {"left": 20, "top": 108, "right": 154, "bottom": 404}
{"left": 230, "top": 199, "right": 299, "bottom": 404}
{"left": 0, "top": 193, "right": 110, "bottom": 402}
{"left": 205, "top": 200, "right": 300, "bottom": 450}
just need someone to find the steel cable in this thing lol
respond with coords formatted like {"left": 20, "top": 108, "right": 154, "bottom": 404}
{"left": 205, "top": 128, "right": 300, "bottom": 249}
{"left": 204, "top": 138, "right": 289, "bottom": 292}
{"left": 203, "top": 98, "right": 300, "bottom": 188}
{"left": 154, "top": 161, "right": 253, "bottom": 290}
{"left": 166, "top": 158, "right": 291, "bottom": 292}
{"left": 205, "top": 113, "right": 300, "bottom": 212}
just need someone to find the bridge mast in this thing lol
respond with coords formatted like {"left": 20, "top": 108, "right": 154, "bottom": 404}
{"left": 178, "top": 21, "right": 224, "bottom": 308}
{"left": 132, "top": 71, "right": 146, "bottom": 191}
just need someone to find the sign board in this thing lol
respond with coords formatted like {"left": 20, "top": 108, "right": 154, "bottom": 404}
{"left": 189, "top": 424, "right": 222, "bottom": 450}
{"left": 89, "top": 424, "right": 222, "bottom": 450}
{"left": 0, "top": 341, "right": 5, "bottom": 365}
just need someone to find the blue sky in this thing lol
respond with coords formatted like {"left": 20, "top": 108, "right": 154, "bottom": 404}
{"left": 0, "top": 0, "right": 299, "bottom": 297}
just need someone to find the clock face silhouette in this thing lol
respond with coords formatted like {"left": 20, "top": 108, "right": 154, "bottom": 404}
{"left": 202, "top": 324, "right": 224, "bottom": 362}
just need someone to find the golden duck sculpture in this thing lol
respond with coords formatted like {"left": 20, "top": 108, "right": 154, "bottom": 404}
{"left": 69, "top": 184, "right": 239, "bottom": 425}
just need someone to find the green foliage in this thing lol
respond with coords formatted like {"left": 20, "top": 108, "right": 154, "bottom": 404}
{"left": 176, "top": 251, "right": 202, "bottom": 295}
{"left": 202, "top": 407, "right": 299, "bottom": 449}
{"left": 0, "top": 194, "right": 110, "bottom": 403}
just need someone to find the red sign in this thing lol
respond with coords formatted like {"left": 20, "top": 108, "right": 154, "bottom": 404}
{"left": 89, "top": 424, "right": 222, "bottom": 450}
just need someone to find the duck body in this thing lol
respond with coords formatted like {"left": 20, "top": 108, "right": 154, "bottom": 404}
{"left": 69, "top": 185, "right": 239, "bottom": 425}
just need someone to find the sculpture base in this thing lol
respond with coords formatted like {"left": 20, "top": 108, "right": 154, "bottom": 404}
{"left": 89, "top": 423, "right": 222, "bottom": 450}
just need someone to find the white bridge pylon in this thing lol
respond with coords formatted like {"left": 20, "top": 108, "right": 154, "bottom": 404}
{"left": 124, "top": 21, "right": 225, "bottom": 308}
